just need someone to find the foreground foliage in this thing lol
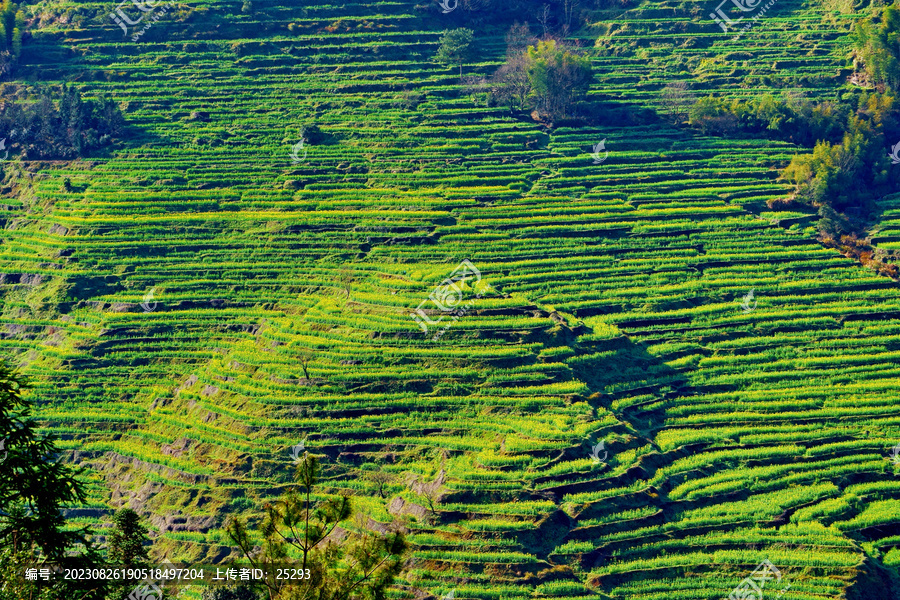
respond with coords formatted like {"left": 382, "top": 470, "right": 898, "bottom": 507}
{"left": 2, "top": 0, "right": 900, "bottom": 598}
{"left": 226, "top": 453, "right": 407, "bottom": 600}
{"left": 0, "top": 360, "right": 106, "bottom": 600}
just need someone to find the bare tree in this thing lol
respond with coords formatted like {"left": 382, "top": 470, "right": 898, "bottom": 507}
{"left": 490, "top": 53, "right": 532, "bottom": 111}
{"left": 561, "top": 0, "right": 581, "bottom": 38}
{"left": 505, "top": 21, "right": 537, "bottom": 57}
{"left": 421, "top": 486, "right": 440, "bottom": 518}
{"left": 537, "top": 4, "right": 552, "bottom": 39}
{"left": 462, "top": 75, "right": 489, "bottom": 106}
{"left": 297, "top": 348, "right": 314, "bottom": 380}
{"left": 367, "top": 470, "right": 393, "bottom": 498}
{"left": 336, "top": 265, "right": 354, "bottom": 298}
{"left": 660, "top": 81, "right": 694, "bottom": 125}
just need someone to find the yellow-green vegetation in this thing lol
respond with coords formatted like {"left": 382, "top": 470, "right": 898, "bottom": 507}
{"left": 1, "top": 0, "right": 900, "bottom": 598}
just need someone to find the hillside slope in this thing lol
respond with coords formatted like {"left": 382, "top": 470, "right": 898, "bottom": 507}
{"left": 2, "top": 0, "right": 900, "bottom": 598}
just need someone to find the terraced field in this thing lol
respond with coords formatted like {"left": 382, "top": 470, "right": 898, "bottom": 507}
{"left": 2, "top": 0, "right": 900, "bottom": 598}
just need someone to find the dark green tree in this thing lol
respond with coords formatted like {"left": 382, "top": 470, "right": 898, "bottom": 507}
{"left": 0, "top": 360, "right": 87, "bottom": 559}
{"left": 0, "top": 359, "right": 107, "bottom": 600}
{"left": 0, "top": 85, "right": 125, "bottom": 160}
{"left": 107, "top": 508, "right": 151, "bottom": 568}
{"left": 105, "top": 508, "right": 154, "bottom": 600}
{"left": 779, "top": 113, "right": 897, "bottom": 232}
{"left": 688, "top": 95, "right": 740, "bottom": 135}
{"left": 434, "top": 28, "right": 474, "bottom": 78}
{"left": 686, "top": 92, "right": 852, "bottom": 146}
{"left": 94, "top": 94, "right": 127, "bottom": 140}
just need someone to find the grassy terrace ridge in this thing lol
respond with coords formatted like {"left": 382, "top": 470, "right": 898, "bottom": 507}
{"left": 2, "top": 0, "right": 900, "bottom": 598}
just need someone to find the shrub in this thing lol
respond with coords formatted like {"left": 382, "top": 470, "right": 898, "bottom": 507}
{"left": 524, "top": 40, "right": 592, "bottom": 119}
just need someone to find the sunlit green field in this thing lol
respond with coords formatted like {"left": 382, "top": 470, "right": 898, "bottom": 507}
{"left": 2, "top": 0, "right": 899, "bottom": 597}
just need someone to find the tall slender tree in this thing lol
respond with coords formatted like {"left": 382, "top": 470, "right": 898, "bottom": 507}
{"left": 853, "top": 4, "right": 900, "bottom": 92}
{"left": 106, "top": 508, "right": 154, "bottom": 600}
{"left": 0, "top": 0, "right": 23, "bottom": 77}
{"left": 0, "top": 359, "right": 107, "bottom": 600}
{"left": 226, "top": 452, "right": 407, "bottom": 600}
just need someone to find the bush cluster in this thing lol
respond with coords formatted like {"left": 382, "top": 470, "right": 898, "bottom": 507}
{"left": 0, "top": 84, "right": 125, "bottom": 159}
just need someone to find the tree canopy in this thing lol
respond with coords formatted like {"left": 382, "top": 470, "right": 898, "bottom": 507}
{"left": 490, "top": 35, "right": 593, "bottom": 120}
{"left": 853, "top": 4, "right": 900, "bottom": 92}
{"left": 0, "top": 360, "right": 87, "bottom": 559}
{"left": 105, "top": 508, "right": 154, "bottom": 600}
{"left": 780, "top": 114, "right": 895, "bottom": 215}
{"left": 0, "top": 359, "right": 107, "bottom": 600}
{"left": 0, "top": 0, "right": 24, "bottom": 77}
{"left": 434, "top": 28, "right": 475, "bottom": 78}
{"left": 0, "top": 84, "right": 125, "bottom": 160}
{"left": 524, "top": 40, "right": 592, "bottom": 119}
